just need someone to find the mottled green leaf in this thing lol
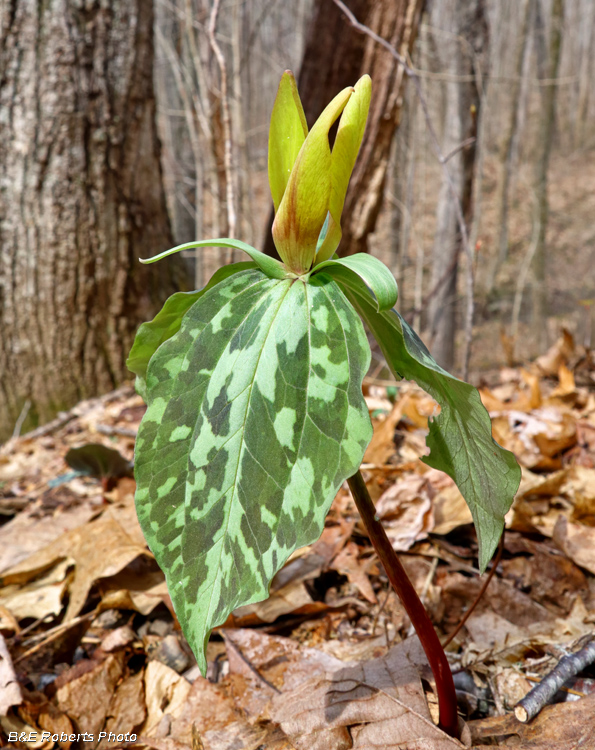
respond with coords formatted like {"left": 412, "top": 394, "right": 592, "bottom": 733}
{"left": 134, "top": 269, "right": 372, "bottom": 673}
{"left": 331, "top": 271, "right": 521, "bottom": 572}
{"left": 127, "top": 261, "right": 256, "bottom": 381}
{"left": 313, "top": 253, "right": 398, "bottom": 312}
{"left": 140, "top": 239, "right": 287, "bottom": 280}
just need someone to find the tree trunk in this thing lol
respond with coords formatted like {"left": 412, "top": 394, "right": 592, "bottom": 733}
{"left": 0, "top": 1, "right": 190, "bottom": 440}
{"left": 532, "top": 0, "right": 564, "bottom": 354}
{"left": 573, "top": 0, "right": 595, "bottom": 148}
{"left": 486, "top": 0, "right": 532, "bottom": 292}
{"left": 262, "top": 0, "right": 425, "bottom": 259}
{"left": 427, "top": 0, "right": 488, "bottom": 372}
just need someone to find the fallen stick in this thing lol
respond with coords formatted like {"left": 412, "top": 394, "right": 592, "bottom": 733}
{"left": 515, "top": 638, "right": 595, "bottom": 722}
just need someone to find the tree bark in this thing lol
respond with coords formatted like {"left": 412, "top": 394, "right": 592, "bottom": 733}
{"left": 532, "top": 0, "right": 564, "bottom": 354}
{"left": 426, "top": 0, "right": 488, "bottom": 372}
{"left": 485, "top": 0, "right": 532, "bottom": 292}
{"left": 262, "top": 0, "right": 425, "bottom": 259}
{"left": 0, "top": 1, "right": 190, "bottom": 440}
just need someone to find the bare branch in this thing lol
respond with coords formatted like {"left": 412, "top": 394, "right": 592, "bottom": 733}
{"left": 441, "top": 137, "right": 476, "bottom": 165}
{"left": 209, "top": 0, "right": 237, "bottom": 241}
{"left": 515, "top": 638, "right": 595, "bottom": 722}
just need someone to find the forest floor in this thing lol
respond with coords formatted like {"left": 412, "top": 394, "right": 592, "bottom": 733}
{"left": 0, "top": 331, "right": 594, "bottom": 749}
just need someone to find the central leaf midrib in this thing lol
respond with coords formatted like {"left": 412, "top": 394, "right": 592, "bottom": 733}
{"left": 203, "top": 279, "right": 293, "bottom": 627}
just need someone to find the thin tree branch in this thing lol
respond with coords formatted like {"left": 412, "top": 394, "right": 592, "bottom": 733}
{"left": 441, "top": 532, "right": 504, "bottom": 648}
{"left": 515, "top": 638, "right": 595, "bottom": 722}
{"left": 332, "top": 0, "right": 475, "bottom": 379}
{"left": 511, "top": 186, "right": 541, "bottom": 341}
{"left": 441, "top": 137, "right": 477, "bottom": 165}
{"left": 208, "top": 0, "right": 237, "bottom": 241}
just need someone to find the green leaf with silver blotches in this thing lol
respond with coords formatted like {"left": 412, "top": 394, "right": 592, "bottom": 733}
{"left": 313, "top": 253, "right": 398, "bottom": 312}
{"left": 134, "top": 268, "right": 372, "bottom": 673}
{"left": 127, "top": 261, "right": 257, "bottom": 381}
{"left": 333, "top": 271, "right": 521, "bottom": 572}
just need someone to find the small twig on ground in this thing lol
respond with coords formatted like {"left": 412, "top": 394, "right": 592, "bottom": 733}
{"left": 15, "top": 610, "right": 97, "bottom": 662}
{"left": 371, "top": 587, "right": 392, "bottom": 636}
{"left": 95, "top": 424, "right": 138, "bottom": 438}
{"left": 524, "top": 673, "right": 585, "bottom": 698}
{"left": 515, "top": 638, "right": 595, "bottom": 722}
{"left": 16, "top": 385, "right": 133, "bottom": 441}
{"left": 222, "top": 632, "right": 281, "bottom": 694}
{"left": 441, "top": 532, "right": 504, "bottom": 648}
{"left": 332, "top": 0, "right": 475, "bottom": 380}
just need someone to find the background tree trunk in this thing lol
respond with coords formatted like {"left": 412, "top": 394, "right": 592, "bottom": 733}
{"left": 531, "top": 0, "right": 564, "bottom": 354}
{"left": 262, "top": 0, "right": 425, "bottom": 259}
{"left": 426, "top": 0, "right": 488, "bottom": 372}
{"left": 486, "top": 0, "right": 532, "bottom": 293}
{"left": 0, "top": 0, "right": 190, "bottom": 440}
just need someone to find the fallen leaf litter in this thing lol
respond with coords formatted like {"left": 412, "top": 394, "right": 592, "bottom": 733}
{"left": 0, "top": 333, "right": 594, "bottom": 748}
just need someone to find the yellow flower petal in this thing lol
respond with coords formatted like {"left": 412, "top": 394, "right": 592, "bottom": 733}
{"left": 268, "top": 71, "right": 308, "bottom": 213}
{"left": 316, "top": 75, "right": 371, "bottom": 263}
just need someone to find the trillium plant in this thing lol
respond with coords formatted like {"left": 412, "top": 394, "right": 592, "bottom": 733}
{"left": 128, "top": 72, "right": 521, "bottom": 738}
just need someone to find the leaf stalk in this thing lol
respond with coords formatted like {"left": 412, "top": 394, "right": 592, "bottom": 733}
{"left": 347, "top": 470, "right": 459, "bottom": 739}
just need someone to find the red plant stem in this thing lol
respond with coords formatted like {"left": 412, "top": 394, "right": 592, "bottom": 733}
{"left": 348, "top": 470, "right": 459, "bottom": 739}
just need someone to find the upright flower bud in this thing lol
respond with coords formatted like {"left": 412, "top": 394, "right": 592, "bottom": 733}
{"left": 267, "top": 72, "right": 371, "bottom": 275}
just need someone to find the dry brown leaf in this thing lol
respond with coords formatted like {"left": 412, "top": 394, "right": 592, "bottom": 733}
{"left": 501, "top": 540, "right": 588, "bottom": 614}
{"left": 97, "top": 670, "right": 145, "bottom": 749}
{"left": 0, "top": 632, "right": 23, "bottom": 715}
{"left": 100, "top": 625, "right": 136, "bottom": 652}
{"left": 142, "top": 660, "right": 192, "bottom": 737}
{"left": 36, "top": 701, "right": 74, "bottom": 750}
{"left": 271, "top": 520, "right": 355, "bottom": 591}
{"left": 56, "top": 653, "right": 124, "bottom": 749}
{"left": 364, "top": 395, "right": 410, "bottom": 464}
{"left": 98, "top": 567, "right": 170, "bottom": 616}
{"left": 432, "top": 484, "right": 473, "bottom": 535}
{"left": 270, "top": 638, "right": 465, "bottom": 750}
{"left": 464, "top": 611, "right": 523, "bottom": 652}
{"left": 0, "top": 502, "right": 95, "bottom": 575}
{"left": 231, "top": 580, "right": 320, "bottom": 625}
{"left": 443, "top": 573, "right": 554, "bottom": 632}
{"left": 554, "top": 515, "right": 595, "bottom": 575}
{"left": 534, "top": 328, "right": 575, "bottom": 377}
{"left": 479, "top": 369, "right": 541, "bottom": 413}
{"left": 375, "top": 475, "right": 435, "bottom": 550}
{"left": 506, "top": 408, "right": 577, "bottom": 470}
{"left": 222, "top": 627, "right": 347, "bottom": 726}
{"left": 0, "top": 514, "right": 151, "bottom": 621}
{"left": 492, "top": 668, "right": 532, "bottom": 711}
{"left": 548, "top": 362, "right": 577, "bottom": 402}
{"left": 330, "top": 541, "right": 377, "bottom": 603}
{"left": 0, "top": 714, "right": 46, "bottom": 749}
{"left": 0, "top": 558, "right": 70, "bottom": 620}
{"left": 470, "top": 692, "right": 595, "bottom": 748}
{"left": 167, "top": 674, "right": 289, "bottom": 750}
